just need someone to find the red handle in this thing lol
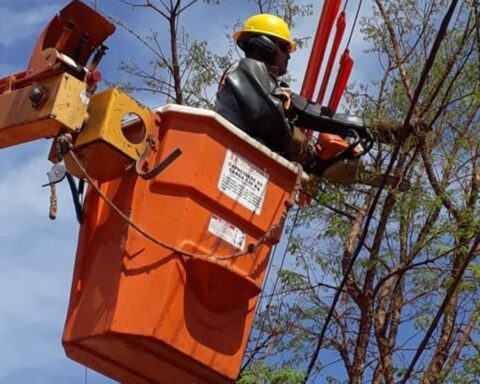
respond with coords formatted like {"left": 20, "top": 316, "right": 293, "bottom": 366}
{"left": 317, "top": 11, "right": 346, "bottom": 105}
{"left": 328, "top": 49, "right": 354, "bottom": 113}
{"left": 300, "top": 0, "right": 341, "bottom": 100}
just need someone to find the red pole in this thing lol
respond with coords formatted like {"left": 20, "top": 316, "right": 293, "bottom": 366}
{"left": 298, "top": 0, "right": 342, "bottom": 206}
{"left": 300, "top": 0, "right": 341, "bottom": 100}
{"left": 328, "top": 49, "right": 354, "bottom": 113}
{"left": 316, "top": 11, "right": 346, "bottom": 105}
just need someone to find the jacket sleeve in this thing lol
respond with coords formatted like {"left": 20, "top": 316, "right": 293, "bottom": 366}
{"left": 215, "top": 59, "right": 293, "bottom": 154}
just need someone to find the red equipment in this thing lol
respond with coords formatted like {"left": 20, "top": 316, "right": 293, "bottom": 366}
{"left": 317, "top": 11, "right": 346, "bottom": 105}
{"left": 300, "top": 0, "right": 342, "bottom": 100}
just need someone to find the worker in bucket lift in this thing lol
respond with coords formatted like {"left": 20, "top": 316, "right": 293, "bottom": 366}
{"left": 215, "top": 13, "right": 375, "bottom": 175}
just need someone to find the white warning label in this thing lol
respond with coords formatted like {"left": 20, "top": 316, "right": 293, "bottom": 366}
{"left": 208, "top": 214, "right": 246, "bottom": 250}
{"left": 218, "top": 150, "right": 269, "bottom": 215}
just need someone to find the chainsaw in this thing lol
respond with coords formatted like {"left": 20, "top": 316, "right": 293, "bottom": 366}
{"left": 289, "top": 94, "right": 410, "bottom": 191}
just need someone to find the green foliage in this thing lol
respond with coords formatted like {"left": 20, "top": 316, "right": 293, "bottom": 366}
{"left": 184, "top": 39, "right": 233, "bottom": 107}
{"left": 447, "top": 355, "right": 480, "bottom": 383}
{"left": 471, "top": 264, "right": 480, "bottom": 282}
{"left": 277, "top": 269, "right": 306, "bottom": 287}
{"left": 237, "top": 361, "right": 306, "bottom": 384}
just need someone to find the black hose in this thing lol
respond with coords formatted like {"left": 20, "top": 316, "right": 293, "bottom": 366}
{"left": 66, "top": 173, "right": 84, "bottom": 225}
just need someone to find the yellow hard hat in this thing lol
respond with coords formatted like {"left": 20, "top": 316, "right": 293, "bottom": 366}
{"left": 233, "top": 13, "right": 296, "bottom": 53}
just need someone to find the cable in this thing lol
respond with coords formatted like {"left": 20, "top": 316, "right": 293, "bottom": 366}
{"left": 398, "top": 232, "right": 480, "bottom": 384}
{"left": 259, "top": 209, "right": 301, "bottom": 331}
{"left": 66, "top": 173, "right": 84, "bottom": 224}
{"left": 240, "top": 240, "right": 279, "bottom": 374}
{"left": 302, "top": 193, "right": 375, "bottom": 383}
{"left": 302, "top": 1, "right": 461, "bottom": 380}
{"left": 403, "top": 0, "right": 460, "bottom": 124}
{"left": 270, "top": 208, "right": 302, "bottom": 320}
{"left": 241, "top": 208, "right": 301, "bottom": 372}
{"left": 345, "top": 0, "right": 363, "bottom": 50}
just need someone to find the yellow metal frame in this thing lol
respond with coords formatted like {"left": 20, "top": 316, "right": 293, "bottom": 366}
{"left": 0, "top": 73, "right": 88, "bottom": 149}
{"left": 65, "top": 88, "right": 158, "bottom": 181}
{"left": 74, "top": 88, "right": 152, "bottom": 158}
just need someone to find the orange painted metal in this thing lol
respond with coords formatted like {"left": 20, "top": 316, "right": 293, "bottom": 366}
{"left": 63, "top": 88, "right": 156, "bottom": 182}
{"left": 317, "top": 133, "right": 350, "bottom": 160}
{"left": 0, "top": 71, "right": 27, "bottom": 94}
{"left": 0, "top": 73, "right": 88, "bottom": 149}
{"left": 0, "top": 0, "right": 114, "bottom": 95}
{"left": 0, "top": 0, "right": 115, "bottom": 149}
{"left": 25, "top": 0, "right": 115, "bottom": 81}
{"left": 63, "top": 106, "right": 301, "bottom": 384}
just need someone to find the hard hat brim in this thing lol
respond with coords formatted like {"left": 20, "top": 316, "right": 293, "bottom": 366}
{"left": 233, "top": 30, "right": 296, "bottom": 53}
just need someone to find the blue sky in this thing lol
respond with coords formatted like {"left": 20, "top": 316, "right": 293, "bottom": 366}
{"left": 0, "top": 1, "right": 373, "bottom": 382}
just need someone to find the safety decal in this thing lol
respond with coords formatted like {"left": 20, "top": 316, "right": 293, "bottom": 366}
{"left": 218, "top": 149, "right": 269, "bottom": 215}
{"left": 208, "top": 214, "right": 246, "bottom": 250}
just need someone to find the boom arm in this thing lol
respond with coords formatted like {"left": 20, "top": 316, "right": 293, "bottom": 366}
{"left": 0, "top": 0, "right": 163, "bottom": 186}
{"left": 0, "top": 0, "right": 115, "bottom": 150}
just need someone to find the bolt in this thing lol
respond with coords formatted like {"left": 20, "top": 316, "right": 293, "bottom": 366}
{"left": 28, "top": 87, "right": 45, "bottom": 107}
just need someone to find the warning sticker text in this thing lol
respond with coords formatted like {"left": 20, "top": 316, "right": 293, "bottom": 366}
{"left": 218, "top": 150, "right": 269, "bottom": 214}
{"left": 208, "top": 214, "right": 246, "bottom": 250}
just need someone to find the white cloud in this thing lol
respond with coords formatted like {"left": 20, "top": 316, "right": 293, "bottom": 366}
{"left": 0, "top": 4, "right": 60, "bottom": 47}
{"left": 0, "top": 140, "right": 80, "bottom": 379}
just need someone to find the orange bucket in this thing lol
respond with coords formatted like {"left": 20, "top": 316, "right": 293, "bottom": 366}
{"left": 63, "top": 105, "right": 302, "bottom": 384}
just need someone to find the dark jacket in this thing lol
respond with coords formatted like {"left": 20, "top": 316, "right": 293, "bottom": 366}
{"left": 215, "top": 58, "right": 293, "bottom": 156}
{"left": 215, "top": 58, "right": 369, "bottom": 169}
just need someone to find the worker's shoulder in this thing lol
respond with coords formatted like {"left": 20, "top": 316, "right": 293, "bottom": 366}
{"left": 231, "top": 58, "right": 277, "bottom": 89}
{"left": 223, "top": 57, "right": 269, "bottom": 76}
{"left": 238, "top": 57, "right": 269, "bottom": 74}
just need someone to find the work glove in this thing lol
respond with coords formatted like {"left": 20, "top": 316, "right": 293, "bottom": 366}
{"left": 284, "top": 126, "right": 317, "bottom": 164}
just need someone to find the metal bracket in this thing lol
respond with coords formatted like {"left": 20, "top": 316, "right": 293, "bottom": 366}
{"left": 136, "top": 144, "right": 182, "bottom": 180}
{"left": 42, "top": 161, "right": 67, "bottom": 187}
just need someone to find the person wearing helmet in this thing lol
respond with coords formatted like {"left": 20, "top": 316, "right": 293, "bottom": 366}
{"left": 215, "top": 13, "right": 348, "bottom": 172}
{"left": 215, "top": 14, "right": 409, "bottom": 190}
{"left": 215, "top": 13, "right": 377, "bottom": 175}
{"left": 233, "top": 13, "right": 295, "bottom": 77}
{"left": 215, "top": 13, "right": 318, "bottom": 166}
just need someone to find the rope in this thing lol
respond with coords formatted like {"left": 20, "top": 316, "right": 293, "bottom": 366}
{"left": 242, "top": 207, "right": 302, "bottom": 371}
{"left": 48, "top": 183, "right": 57, "bottom": 220}
{"left": 68, "top": 149, "right": 303, "bottom": 263}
